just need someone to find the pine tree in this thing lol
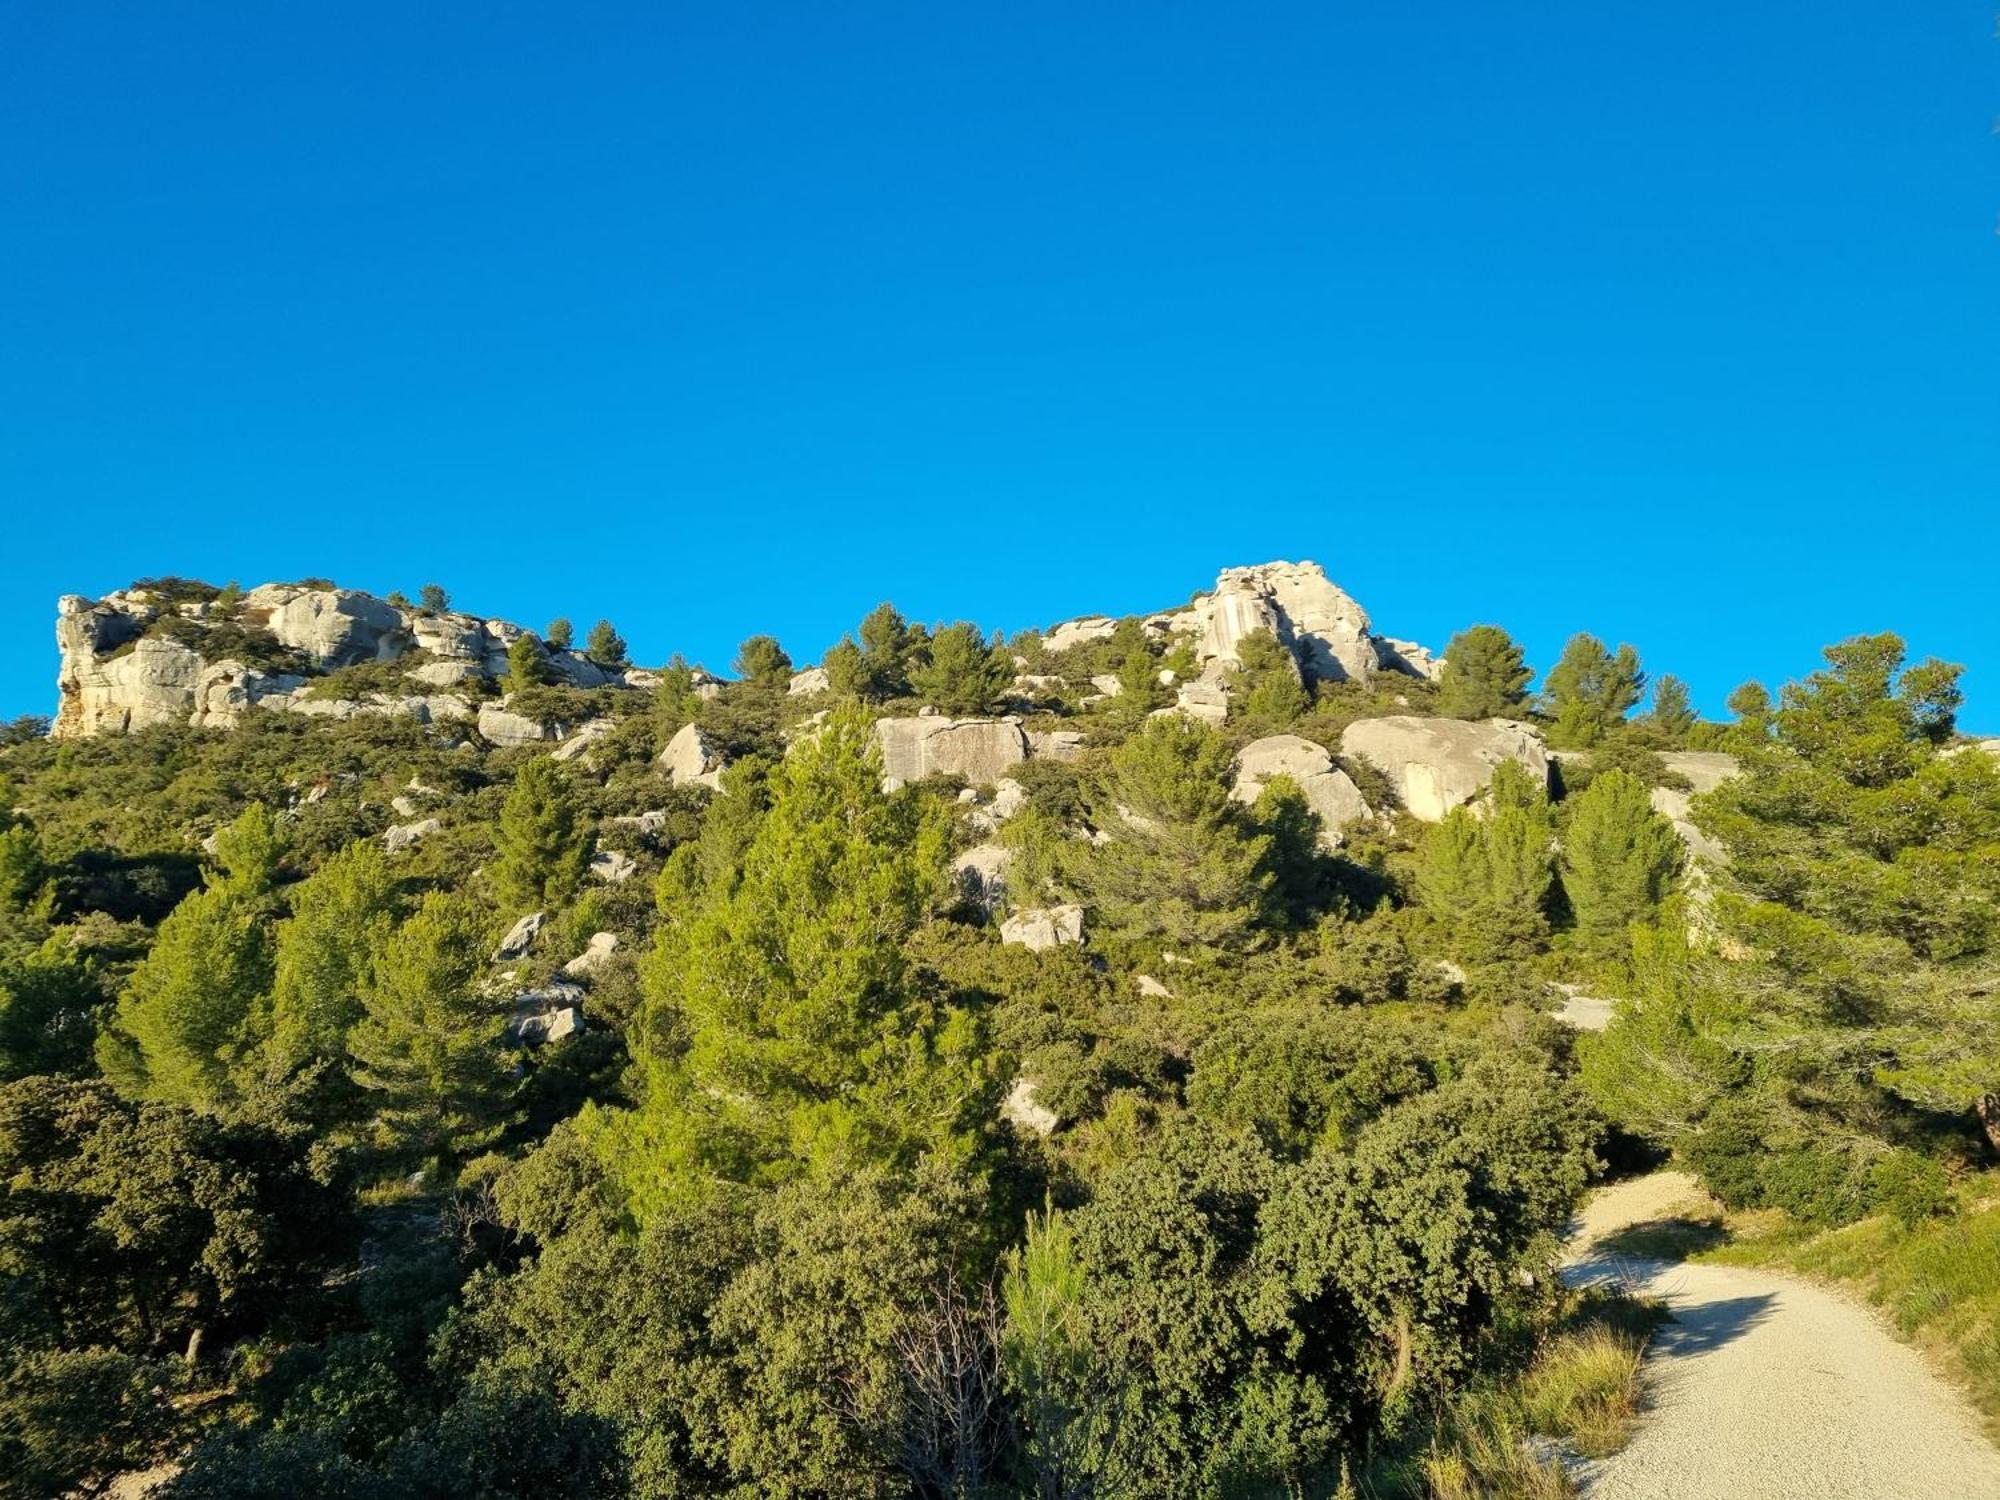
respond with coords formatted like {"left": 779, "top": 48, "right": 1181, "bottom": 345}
{"left": 507, "top": 632, "right": 549, "bottom": 691}
{"left": 908, "top": 622, "right": 1011, "bottom": 715}
{"left": 1436, "top": 625, "right": 1532, "bottom": 720}
{"left": 1233, "top": 630, "right": 1307, "bottom": 728}
{"left": 265, "top": 839, "right": 400, "bottom": 1070}
{"left": 206, "top": 803, "right": 285, "bottom": 903}
{"left": 419, "top": 583, "right": 450, "bottom": 614}
{"left": 1414, "top": 760, "right": 1555, "bottom": 962}
{"left": 1725, "top": 681, "right": 1773, "bottom": 744}
{"left": 0, "top": 821, "right": 42, "bottom": 909}
{"left": 545, "top": 617, "right": 574, "bottom": 650}
{"left": 858, "top": 603, "right": 914, "bottom": 698}
{"left": 822, "top": 636, "right": 868, "bottom": 698}
{"left": 99, "top": 886, "right": 272, "bottom": 1107}
{"left": 1107, "top": 636, "right": 1168, "bottom": 725}
{"left": 1646, "top": 674, "right": 1697, "bottom": 743}
{"left": 1073, "top": 716, "right": 1272, "bottom": 951}
{"left": 734, "top": 635, "right": 793, "bottom": 689}
{"left": 1541, "top": 634, "right": 1645, "bottom": 748}
{"left": 347, "top": 891, "right": 507, "bottom": 1163}
{"left": 585, "top": 619, "right": 629, "bottom": 670}
{"left": 1559, "top": 769, "right": 1682, "bottom": 957}
{"left": 492, "top": 757, "right": 591, "bottom": 912}
{"left": 615, "top": 706, "right": 981, "bottom": 1200}
{"left": 655, "top": 652, "right": 701, "bottom": 727}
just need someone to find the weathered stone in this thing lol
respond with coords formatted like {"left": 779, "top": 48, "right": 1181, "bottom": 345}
{"left": 788, "top": 666, "right": 831, "bottom": 697}
{"left": 239, "top": 585, "right": 406, "bottom": 667}
{"left": 553, "top": 718, "right": 617, "bottom": 763}
{"left": 1339, "top": 716, "right": 1550, "bottom": 822}
{"left": 494, "top": 911, "right": 546, "bottom": 960}
{"left": 1135, "top": 974, "right": 1173, "bottom": 999}
{"left": 988, "top": 778, "right": 1028, "bottom": 822}
{"left": 1656, "top": 751, "right": 1743, "bottom": 796}
{"left": 1377, "top": 637, "right": 1444, "bottom": 682}
{"left": 661, "top": 722, "right": 728, "bottom": 789}
{"left": 1089, "top": 674, "right": 1123, "bottom": 697}
{"left": 875, "top": 717, "right": 1029, "bottom": 791}
{"left": 562, "top": 931, "right": 620, "bottom": 979}
{"left": 191, "top": 660, "right": 309, "bottom": 730}
{"left": 999, "top": 1077, "right": 1059, "bottom": 1136}
{"left": 383, "top": 817, "right": 441, "bottom": 854}
{"left": 1042, "top": 616, "right": 1118, "bottom": 654}
{"left": 1232, "top": 734, "right": 1371, "bottom": 845}
{"left": 1028, "top": 729, "right": 1088, "bottom": 763}
{"left": 1648, "top": 752, "right": 1742, "bottom": 864}
{"left": 478, "top": 701, "right": 557, "bottom": 749}
{"left": 1000, "top": 903, "right": 1084, "bottom": 952}
{"left": 1551, "top": 983, "right": 1615, "bottom": 1032}
{"left": 506, "top": 980, "right": 586, "bottom": 1046}
{"left": 405, "top": 659, "right": 485, "bottom": 689}
{"left": 952, "top": 843, "right": 1013, "bottom": 913}
{"left": 589, "top": 849, "right": 637, "bottom": 883}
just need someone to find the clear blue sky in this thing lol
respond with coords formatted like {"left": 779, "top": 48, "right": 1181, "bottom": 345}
{"left": 3, "top": 4, "right": 1996, "bottom": 726}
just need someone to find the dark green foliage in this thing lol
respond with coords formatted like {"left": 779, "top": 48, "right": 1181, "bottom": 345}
{"left": 1558, "top": 769, "right": 1682, "bottom": 959}
{"left": 505, "top": 633, "right": 548, "bottom": 691}
{"left": 1542, "top": 634, "right": 1645, "bottom": 749}
{"left": 583, "top": 619, "right": 628, "bottom": 671}
{"left": 733, "top": 634, "right": 793, "bottom": 689}
{"left": 857, "top": 602, "right": 918, "bottom": 699}
{"left": 418, "top": 584, "right": 449, "bottom": 614}
{"left": 908, "top": 621, "right": 1011, "bottom": 715}
{"left": 1415, "top": 760, "right": 1555, "bottom": 963}
{"left": 1072, "top": 716, "right": 1273, "bottom": 952}
{"left": 544, "top": 618, "right": 573, "bottom": 651}
{"left": 0, "top": 1345, "right": 179, "bottom": 1499}
{"left": 1646, "top": 673, "right": 1697, "bottom": 743}
{"left": 1437, "top": 624, "right": 1532, "bottom": 720}
{"left": 491, "top": 757, "right": 590, "bottom": 912}
{"left": 265, "top": 839, "right": 399, "bottom": 1071}
{"left": 1233, "top": 629, "right": 1309, "bottom": 728}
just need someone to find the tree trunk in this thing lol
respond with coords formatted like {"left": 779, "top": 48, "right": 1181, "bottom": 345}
{"left": 1976, "top": 1094, "right": 2000, "bottom": 1157}
{"left": 183, "top": 1325, "right": 204, "bottom": 1367}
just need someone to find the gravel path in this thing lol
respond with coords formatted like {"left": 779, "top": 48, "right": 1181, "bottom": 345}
{"left": 1563, "top": 1173, "right": 2000, "bottom": 1500}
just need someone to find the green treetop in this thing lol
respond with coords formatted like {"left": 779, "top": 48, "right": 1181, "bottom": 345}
{"left": 1558, "top": 768, "right": 1682, "bottom": 959}
{"left": 545, "top": 617, "right": 574, "bottom": 650}
{"left": 205, "top": 803, "right": 285, "bottom": 904}
{"left": 1540, "top": 633, "right": 1645, "bottom": 748}
{"left": 733, "top": 634, "right": 793, "bottom": 690}
{"left": 98, "top": 886, "right": 273, "bottom": 1108}
{"left": 264, "top": 839, "right": 400, "bottom": 1072}
{"left": 506, "top": 632, "right": 549, "bottom": 691}
{"left": 1232, "top": 630, "right": 1308, "bottom": 728}
{"left": 1645, "top": 673, "right": 1697, "bottom": 743}
{"left": 585, "top": 618, "right": 629, "bottom": 670}
{"left": 1072, "top": 715, "right": 1273, "bottom": 951}
{"left": 908, "top": 622, "right": 1011, "bottom": 715}
{"left": 347, "top": 890, "right": 508, "bottom": 1164}
{"left": 1436, "top": 625, "right": 1532, "bottom": 720}
{"left": 492, "top": 757, "right": 591, "bottom": 913}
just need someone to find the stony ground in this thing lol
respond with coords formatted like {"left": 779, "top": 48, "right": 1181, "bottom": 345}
{"left": 1563, "top": 1172, "right": 2000, "bottom": 1500}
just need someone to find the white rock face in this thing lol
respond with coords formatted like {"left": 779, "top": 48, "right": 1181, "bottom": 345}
{"left": 952, "top": 842, "right": 1013, "bottom": 913}
{"left": 1043, "top": 616, "right": 1119, "bottom": 654}
{"left": 1232, "top": 734, "right": 1371, "bottom": 846}
{"left": 999, "top": 1077, "right": 1060, "bottom": 1136}
{"left": 589, "top": 849, "right": 637, "bottom": 883}
{"left": 1339, "top": 716, "right": 1550, "bottom": 821}
{"left": 661, "top": 722, "right": 728, "bottom": 789}
{"left": 383, "top": 817, "right": 441, "bottom": 854}
{"left": 1028, "top": 730, "right": 1088, "bottom": 763}
{"left": 875, "top": 717, "right": 1030, "bottom": 791}
{"left": 478, "top": 701, "right": 557, "bottom": 749}
{"left": 506, "top": 980, "right": 586, "bottom": 1046}
{"left": 239, "top": 585, "right": 405, "bottom": 667}
{"left": 1377, "top": 637, "right": 1444, "bottom": 682}
{"left": 1183, "top": 562, "right": 1385, "bottom": 683}
{"left": 788, "top": 667, "right": 831, "bottom": 697}
{"left": 553, "top": 718, "right": 617, "bottom": 763}
{"left": 1000, "top": 903, "right": 1084, "bottom": 952}
{"left": 1648, "top": 751, "right": 1743, "bottom": 863}
{"left": 562, "top": 931, "right": 620, "bottom": 979}
{"left": 494, "top": 911, "right": 547, "bottom": 960}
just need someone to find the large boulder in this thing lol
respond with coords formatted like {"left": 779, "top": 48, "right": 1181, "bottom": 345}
{"left": 1232, "top": 734, "right": 1371, "bottom": 846}
{"left": 1181, "top": 562, "right": 1386, "bottom": 683}
{"left": 952, "top": 843, "right": 1013, "bottom": 914}
{"left": 191, "top": 660, "right": 310, "bottom": 730}
{"left": 875, "top": 716, "right": 1029, "bottom": 791}
{"left": 788, "top": 666, "right": 831, "bottom": 697}
{"left": 1648, "top": 751, "right": 1743, "bottom": 864}
{"left": 383, "top": 817, "right": 441, "bottom": 854}
{"left": 494, "top": 911, "right": 546, "bottom": 960}
{"left": 661, "top": 722, "right": 728, "bottom": 788}
{"left": 1042, "top": 616, "right": 1118, "bottom": 654}
{"left": 478, "top": 701, "right": 557, "bottom": 749}
{"left": 55, "top": 624, "right": 205, "bottom": 738}
{"left": 1000, "top": 904, "right": 1084, "bottom": 952}
{"left": 562, "top": 931, "right": 621, "bottom": 979}
{"left": 239, "top": 585, "right": 405, "bottom": 667}
{"left": 1339, "top": 716, "right": 1550, "bottom": 821}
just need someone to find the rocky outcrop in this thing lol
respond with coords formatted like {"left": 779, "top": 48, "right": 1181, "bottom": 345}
{"left": 1648, "top": 751, "right": 1743, "bottom": 863}
{"left": 875, "top": 715, "right": 1030, "bottom": 791}
{"left": 562, "top": 931, "right": 620, "bottom": 979}
{"left": 661, "top": 722, "right": 728, "bottom": 789}
{"left": 1166, "top": 561, "right": 1417, "bottom": 685}
{"left": 952, "top": 843, "right": 1013, "bottom": 913}
{"left": 1042, "top": 616, "right": 1119, "bottom": 654}
{"left": 1231, "top": 734, "right": 1371, "bottom": 846}
{"left": 383, "top": 817, "right": 441, "bottom": 854}
{"left": 52, "top": 581, "right": 654, "bottom": 739}
{"left": 788, "top": 667, "right": 831, "bottom": 697}
{"left": 477, "top": 701, "right": 557, "bottom": 749}
{"left": 494, "top": 911, "right": 546, "bottom": 960}
{"left": 999, "top": 1077, "right": 1059, "bottom": 1136}
{"left": 589, "top": 849, "right": 637, "bottom": 883}
{"left": 506, "top": 980, "right": 585, "bottom": 1046}
{"left": 1339, "top": 716, "right": 1550, "bottom": 821}
{"left": 1000, "top": 904, "right": 1084, "bottom": 952}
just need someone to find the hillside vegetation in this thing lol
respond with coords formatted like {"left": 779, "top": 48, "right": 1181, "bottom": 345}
{"left": 0, "top": 572, "right": 1994, "bottom": 1499}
